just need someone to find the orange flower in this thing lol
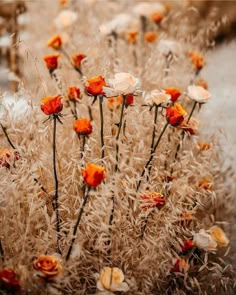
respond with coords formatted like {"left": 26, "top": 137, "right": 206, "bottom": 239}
{"left": 107, "top": 96, "right": 122, "bottom": 111}
{"left": 141, "top": 192, "right": 166, "bottom": 210}
{"left": 41, "top": 95, "right": 63, "bottom": 115}
{"left": 85, "top": 76, "right": 106, "bottom": 96}
{"left": 197, "top": 142, "right": 211, "bottom": 151}
{"left": 198, "top": 177, "right": 213, "bottom": 191}
{"left": 0, "top": 149, "right": 20, "bottom": 168}
{"left": 196, "top": 78, "right": 208, "bottom": 90}
{"left": 68, "top": 86, "right": 81, "bottom": 101}
{"left": 0, "top": 269, "right": 20, "bottom": 292}
{"left": 82, "top": 163, "right": 106, "bottom": 188}
{"left": 180, "top": 118, "right": 198, "bottom": 135}
{"left": 144, "top": 32, "right": 158, "bottom": 43}
{"left": 127, "top": 31, "right": 138, "bottom": 44}
{"left": 33, "top": 255, "right": 63, "bottom": 280}
{"left": 189, "top": 51, "right": 205, "bottom": 71}
{"left": 166, "top": 102, "right": 187, "bottom": 127}
{"left": 151, "top": 12, "right": 163, "bottom": 23}
{"left": 74, "top": 118, "right": 92, "bottom": 135}
{"left": 43, "top": 54, "right": 60, "bottom": 73}
{"left": 171, "top": 258, "right": 189, "bottom": 273}
{"left": 71, "top": 53, "right": 86, "bottom": 69}
{"left": 60, "top": 0, "right": 68, "bottom": 6}
{"left": 47, "top": 34, "right": 62, "bottom": 50}
{"left": 164, "top": 87, "right": 181, "bottom": 102}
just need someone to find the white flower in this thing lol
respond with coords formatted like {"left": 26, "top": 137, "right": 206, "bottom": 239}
{"left": 97, "top": 267, "right": 129, "bottom": 294}
{"left": 187, "top": 85, "right": 211, "bottom": 103}
{"left": 99, "top": 13, "right": 136, "bottom": 36}
{"left": 54, "top": 10, "right": 78, "bottom": 30}
{"left": 133, "top": 2, "right": 166, "bottom": 17}
{"left": 193, "top": 229, "right": 217, "bottom": 251}
{"left": 208, "top": 226, "right": 229, "bottom": 248}
{"left": 158, "top": 39, "right": 182, "bottom": 56}
{"left": 103, "top": 72, "right": 139, "bottom": 96}
{"left": 143, "top": 90, "right": 170, "bottom": 105}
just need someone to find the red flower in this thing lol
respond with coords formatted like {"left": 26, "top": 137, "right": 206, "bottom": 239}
{"left": 151, "top": 12, "right": 163, "bottom": 23}
{"left": 181, "top": 240, "right": 194, "bottom": 253}
{"left": 0, "top": 269, "right": 20, "bottom": 292}
{"left": 171, "top": 259, "right": 189, "bottom": 273}
{"left": 43, "top": 54, "right": 60, "bottom": 73}
{"left": 74, "top": 118, "right": 92, "bottom": 136}
{"left": 164, "top": 87, "right": 181, "bottom": 102}
{"left": 47, "top": 34, "right": 62, "bottom": 50}
{"left": 68, "top": 86, "right": 81, "bottom": 101}
{"left": 71, "top": 53, "right": 86, "bottom": 69}
{"left": 82, "top": 163, "right": 106, "bottom": 188}
{"left": 166, "top": 103, "right": 186, "bottom": 127}
{"left": 85, "top": 76, "right": 106, "bottom": 96}
{"left": 141, "top": 192, "right": 166, "bottom": 210}
{"left": 125, "top": 94, "right": 134, "bottom": 107}
{"left": 41, "top": 95, "right": 63, "bottom": 115}
{"left": 0, "top": 149, "right": 20, "bottom": 168}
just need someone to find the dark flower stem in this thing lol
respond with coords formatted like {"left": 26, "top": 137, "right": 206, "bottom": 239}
{"left": 52, "top": 115, "right": 61, "bottom": 255}
{"left": 99, "top": 95, "right": 105, "bottom": 160}
{"left": 150, "top": 105, "right": 159, "bottom": 154}
{"left": 136, "top": 122, "right": 169, "bottom": 192}
{"left": 0, "top": 123, "right": 16, "bottom": 149}
{"left": 0, "top": 239, "right": 4, "bottom": 262}
{"left": 80, "top": 135, "right": 86, "bottom": 160}
{"left": 66, "top": 186, "right": 91, "bottom": 261}
{"left": 140, "top": 211, "right": 153, "bottom": 239}
{"left": 173, "top": 101, "right": 198, "bottom": 161}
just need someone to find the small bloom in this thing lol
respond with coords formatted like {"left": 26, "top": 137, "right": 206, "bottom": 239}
{"left": 209, "top": 226, "right": 229, "bottom": 248}
{"left": 54, "top": 10, "right": 78, "bottom": 30}
{"left": 180, "top": 118, "right": 198, "bottom": 135}
{"left": 97, "top": 267, "right": 129, "bottom": 293}
{"left": 189, "top": 51, "right": 205, "bottom": 71}
{"left": 68, "top": 86, "right": 81, "bottom": 101}
{"left": 103, "top": 72, "right": 139, "bottom": 96}
{"left": 82, "top": 163, "right": 106, "bottom": 188}
{"left": 197, "top": 142, "right": 211, "bottom": 151}
{"left": 187, "top": 85, "right": 211, "bottom": 103}
{"left": 74, "top": 118, "right": 92, "bottom": 136}
{"left": 198, "top": 177, "right": 213, "bottom": 191}
{"left": 144, "top": 90, "right": 170, "bottom": 105}
{"left": 47, "top": 34, "right": 62, "bottom": 50}
{"left": 43, "top": 54, "right": 60, "bottom": 73}
{"left": 41, "top": 95, "right": 63, "bottom": 116}
{"left": 33, "top": 255, "right": 63, "bottom": 280}
{"left": 144, "top": 31, "right": 158, "bottom": 43}
{"left": 107, "top": 96, "right": 123, "bottom": 111}
{"left": 171, "top": 258, "right": 189, "bottom": 273}
{"left": 0, "top": 149, "right": 20, "bottom": 168}
{"left": 141, "top": 192, "right": 166, "bottom": 210}
{"left": 181, "top": 240, "right": 194, "bottom": 253}
{"left": 71, "top": 53, "right": 86, "bottom": 69}
{"left": 164, "top": 87, "right": 181, "bottom": 102}
{"left": 193, "top": 229, "right": 217, "bottom": 251}
{"left": 126, "top": 30, "right": 138, "bottom": 44}
{"left": 85, "top": 76, "right": 106, "bottom": 96}
{"left": 151, "top": 12, "right": 163, "bottom": 23}
{"left": 0, "top": 269, "right": 20, "bottom": 292}
{"left": 166, "top": 102, "right": 187, "bottom": 127}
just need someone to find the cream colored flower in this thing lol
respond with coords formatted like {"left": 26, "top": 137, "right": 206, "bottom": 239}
{"left": 209, "top": 226, "right": 229, "bottom": 248}
{"left": 143, "top": 90, "right": 170, "bottom": 105}
{"left": 54, "top": 10, "right": 78, "bottom": 30}
{"left": 193, "top": 229, "right": 217, "bottom": 251}
{"left": 187, "top": 85, "right": 211, "bottom": 103}
{"left": 97, "top": 267, "right": 129, "bottom": 293}
{"left": 133, "top": 2, "right": 166, "bottom": 17}
{"left": 103, "top": 72, "right": 139, "bottom": 96}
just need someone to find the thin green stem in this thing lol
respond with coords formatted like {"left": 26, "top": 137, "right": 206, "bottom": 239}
{"left": 136, "top": 122, "right": 169, "bottom": 192}
{"left": 99, "top": 95, "right": 105, "bottom": 160}
{"left": 66, "top": 186, "right": 91, "bottom": 261}
{"left": 52, "top": 115, "right": 61, "bottom": 255}
{"left": 0, "top": 123, "right": 16, "bottom": 149}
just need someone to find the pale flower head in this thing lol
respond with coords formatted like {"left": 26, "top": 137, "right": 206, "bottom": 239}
{"left": 143, "top": 90, "right": 171, "bottom": 105}
{"left": 193, "top": 229, "right": 217, "bottom": 251}
{"left": 209, "top": 226, "right": 229, "bottom": 248}
{"left": 54, "top": 10, "right": 78, "bottom": 30}
{"left": 133, "top": 2, "right": 166, "bottom": 17}
{"left": 158, "top": 39, "right": 182, "bottom": 57}
{"left": 97, "top": 267, "right": 129, "bottom": 293}
{"left": 187, "top": 85, "right": 211, "bottom": 103}
{"left": 103, "top": 72, "right": 139, "bottom": 96}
